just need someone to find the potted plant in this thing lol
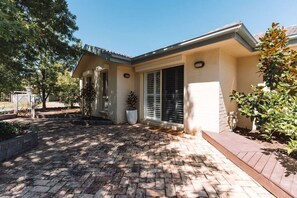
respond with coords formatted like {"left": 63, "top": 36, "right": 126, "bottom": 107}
{"left": 126, "top": 91, "right": 138, "bottom": 124}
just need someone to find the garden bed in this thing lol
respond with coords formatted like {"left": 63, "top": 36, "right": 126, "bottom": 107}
{"left": 0, "top": 122, "right": 29, "bottom": 142}
{"left": 234, "top": 127, "right": 297, "bottom": 160}
{"left": 0, "top": 122, "right": 38, "bottom": 162}
{"left": 35, "top": 107, "right": 81, "bottom": 118}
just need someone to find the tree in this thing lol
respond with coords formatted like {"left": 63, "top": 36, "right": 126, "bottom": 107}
{"left": 230, "top": 23, "right": 297, "bottom": 154}
{"left": 257, "top": 23, "right": 297, "bottom": 93}
{"left": 28, "top": 60, "right": 65, "bottom": 109}
{"left": 0, "top": 0, "right": 81, "bottom": 102}
{"left": 56, "top": 70, "right": 80, "bottom": 107}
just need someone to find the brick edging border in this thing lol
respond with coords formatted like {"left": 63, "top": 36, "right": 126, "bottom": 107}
{"left": 202, "top": 131, "right": 292, "bottom": 198}
{"left": 0, "top": 131, "right": 38, "bottom": 162}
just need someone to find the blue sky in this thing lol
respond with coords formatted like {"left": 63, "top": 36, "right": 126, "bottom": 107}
{"left": 67, "top": 0, "right": 297, "bottom": 57}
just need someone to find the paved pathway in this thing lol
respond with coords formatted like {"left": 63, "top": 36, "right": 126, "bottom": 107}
{"left": 0, "top": 119, "right": 274, "bottom": 197}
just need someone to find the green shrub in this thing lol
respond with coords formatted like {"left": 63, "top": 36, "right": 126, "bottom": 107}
{"left": 56, "top": 70, "right": 80, "bottom": 107}
{"left": 230, "top": 23, "right": 297, "bottom": 155}
{"left": 0, "top": 122, "right": 24, "bottom": 136}
{"left": 81, "top": 82, "right": 96, "bottom": 118}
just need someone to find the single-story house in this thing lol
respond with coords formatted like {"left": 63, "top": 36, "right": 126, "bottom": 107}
{"left": 72, "top": 22, "right": 297, "bottom": 134}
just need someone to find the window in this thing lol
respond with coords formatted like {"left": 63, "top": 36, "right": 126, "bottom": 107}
{"left": 145, "top": 71, "right": 161, "bottom": 120}
{"left": 101, "top": 71, "right": 108, "bottom": 111}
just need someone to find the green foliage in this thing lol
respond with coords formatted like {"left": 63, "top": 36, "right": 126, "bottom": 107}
{"left": 230, "top": 23, "right": 297, "bottom": 155}
{"left": 0, "top": 64, "right": 24, "bottom": 94}
{"left": 231, "top": 88, "right": 297, "bottom": 140}
{"left": 56, "top": 70, "right": 80, "bottom": 107}
{"left": 27, "top": 59, "right": 66, "bottom": 109}
{"left": 81, "top": 82, "right": 96, "bottom": 118}
{"left": 0, "top": 0, "right": 82, "bottom": 97}
{"left": 0, "top": 122, "right": 24, "bottom": 137}
{"left": 287, "top": 139, "right": 297, "bottom": 155}
{"left": 126, "top": 91, "right": 138, "bottom": 110}
{"left": 0, "top": 0, "right": 80, "bottom": 64}
{"left": 258, "top": 23, "right": 297, "bottom": 92}
{"left": 0, "top": 0, "right": 37, "bottom": 71}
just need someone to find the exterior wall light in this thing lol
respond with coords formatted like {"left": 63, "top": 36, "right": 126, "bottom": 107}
{"left": 194, "top": 61, "right": 205, "bottom": 68}
{"left": 123, "top": 73, "right": 130, "bottom": 78}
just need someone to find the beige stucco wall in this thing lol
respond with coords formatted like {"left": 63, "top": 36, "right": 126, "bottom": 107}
{"left": 236, "top": 55, "right": 262, "bottom": 129}
{"left": 92, "top": 63, "right": 118, "bottom": 123}
{"left": 116, "top": 66, "right": 135, "bottom": 124}
{"left": 77, "top": 47, "right": 259, "bottom": 133}
{"left": 73, "top": 53, "right": 136, "bottom": 124}
{"left": 76, "top": 55, "right": 119, "bottom": 123}
{"left": 219, "top": 50, "right": 237, "bottom": 132}
{"left": 237, "top": 55, "right": 261, "bottom": 93}
{"left": 134, "top": 48, "right": 236, "bottom": 134}
{"left": 75, "top": 42, "right": 297, "bottom": 133}
{"left": 184, "top": 49, "right": 220, "bottom": 133}
{"left": 107, "top": 64, "right": 118, "bottom": 123}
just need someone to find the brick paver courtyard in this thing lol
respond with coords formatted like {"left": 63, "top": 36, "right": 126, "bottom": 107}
{"left": 0, "top": 119, "right": 274, "bottom": 197}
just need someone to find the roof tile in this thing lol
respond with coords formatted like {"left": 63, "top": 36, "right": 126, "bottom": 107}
{"left": 254, "top": 24, "right": 297, "bottom": 41}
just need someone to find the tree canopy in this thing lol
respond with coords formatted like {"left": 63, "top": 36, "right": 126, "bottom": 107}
{"left": 0, "top": 0, "right": 81, "bottom": 108}
{"left": 56, "top": 70, "right": 80, "bottom": 107}
{"left": 0, "top": 0, "right": 80, "bottom": 66}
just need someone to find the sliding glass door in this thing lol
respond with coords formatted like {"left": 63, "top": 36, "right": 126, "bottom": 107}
{"left": 144, "top": 65, "right": 184, "bottom": 124}
{"left": 162, "top": 66, "right": 184, "bottom": 124}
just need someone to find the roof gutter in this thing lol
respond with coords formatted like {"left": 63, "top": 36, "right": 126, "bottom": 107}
{"left": 235, "top": 23, "right": 258, "bottom": 52}
{"left": 72, "top": 45, "right": 132, "bottom": 78}
{"left": 84, "top": 45, "right": 132, "bottom": 65}
{"left": 73, "top": 23, "right": 295, "bottom": 75}
{"left": 132, "top": 22, "right": 257, "bottom": 65}
{"left": 72, "top": 52, "right": 85, "bottom": 78}
{"left": 288, "top": 34, "right": 297, "bottom": 45}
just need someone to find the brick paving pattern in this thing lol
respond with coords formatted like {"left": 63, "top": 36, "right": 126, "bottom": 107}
{"left": 0, "top": 119, "right": 274, "bottom": 197}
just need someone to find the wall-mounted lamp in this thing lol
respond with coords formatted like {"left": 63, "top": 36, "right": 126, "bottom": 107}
{"left": 123, "top": 73, "right": 130, "bottom": 78}
{"left": 194, "top": 61, "right": 205, "bottom": 68}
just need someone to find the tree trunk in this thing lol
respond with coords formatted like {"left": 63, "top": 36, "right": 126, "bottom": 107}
{"left": 41, "top": 88, "right": 50, "bottom": 111}
{"left": 41, "top": 68, "right": 47, "bottom": 111}
{"left": 42, "top": 99, "right": 46, "bottom": 110}
{"left": 42, "top": 88, "right": 47, "bottom": 110}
